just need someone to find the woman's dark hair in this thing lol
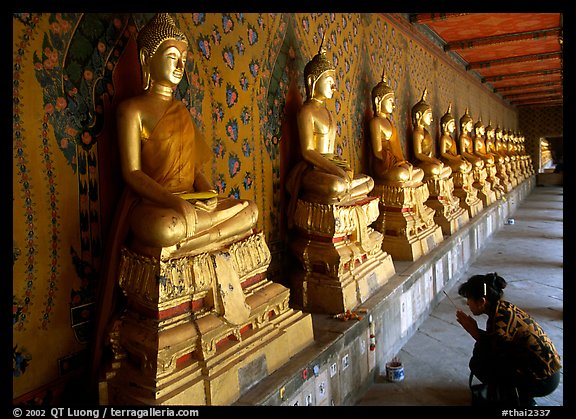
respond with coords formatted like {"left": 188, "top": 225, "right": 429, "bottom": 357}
{"left": 458, "top": 272, "right": 507, "bottom": 304}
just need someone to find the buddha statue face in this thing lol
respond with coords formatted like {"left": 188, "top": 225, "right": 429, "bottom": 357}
{"left": 371, "top": 73, "right": 395, "bottom": 116}
{"left": 137, "top": 13, "right": 189, "bottom": 91}
{"left": 411, "top": 88, "right": 432, "bottom": 127}
{"left": 147, "top": 39, "right": 188, "bottom": 88}
{"left": 312, "top": 70, "right": 336, "bottom": 101}
{"left": 440, "top": 104, "right": 455, "bottom": 135}
{"left": 304, "top": 38, "right": 336, "bottom": 101}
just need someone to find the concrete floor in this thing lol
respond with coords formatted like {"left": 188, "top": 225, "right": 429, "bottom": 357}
{"left": 355, "top": 185, "right": 564, "bottom": 407}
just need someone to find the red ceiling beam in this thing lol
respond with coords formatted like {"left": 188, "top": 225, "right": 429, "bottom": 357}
{"left": 410, "top": 13, "right": 469, "bottom": 24}
{"left": 502, "top": 89, "right": 563, "bottom": 100}
{"left": 494, "top": 80, "right": 562, "bottom": 93}
{"left": 445, "top": 28, "right": 562, "bottom": 51}
{"left": 510, "top": 95, "right": 563, "bottom": 105}
{"left": 483, "top": 68, "right": 562, "bottom": 83}
{"left": 467, "top": 52, "right": 562, "bottom": 70}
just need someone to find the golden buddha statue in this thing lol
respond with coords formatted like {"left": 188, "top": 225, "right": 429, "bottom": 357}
{"left": 411, "top": 89, "right": 452, "bottom": 180}
{"left": 368, "top": 73, "right": 424, "bottom": 187}
{"left": 287, "top": 37, "right": 373, "bottom": 209}
{"left": 472, "top": 118, "right": 495, "bottom": 166}
{"left": 410, "top": 90, "right": 467, "bottom": 235}
{"left": 459, "top": 109, "right": 485, "bottom": 171}
{"left": 459, "top": 109, "right": 495, "bottom": 206}
{"left": 438, "top": 104, "right": 483, "bottom": 218}
{"left": 117, "top": 16, "right": 257, "bottom": 259}
{"left": 487, "top": 122, "right": 512, "bottom": 193}
{"left": 497, "top": 128, "right": 518, "bottom": 188}
{"left": 95, "top": 13, "right": 313, "bottom": 405}
{"left": 506, "top": 129, "right": 523, "bottom": 183}
{"left": 473, "top": 118, "right": 504, "bottom": 199}
{"left": 286, "top": 39, "right": 394, "bottom": 314}
{"left": 367, "top": 78, "right": 442, "bottom": 260}
{"left": 438, "top": 104, "right": 473, "bottom": 174}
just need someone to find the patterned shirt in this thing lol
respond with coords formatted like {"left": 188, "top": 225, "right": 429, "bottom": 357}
{"left": 484, "top": 300, "right": 562, "bottom": 380}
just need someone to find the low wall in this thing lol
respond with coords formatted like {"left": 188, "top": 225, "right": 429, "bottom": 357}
{"left": 235, "top": 177, "right": 535, "bottom": 406}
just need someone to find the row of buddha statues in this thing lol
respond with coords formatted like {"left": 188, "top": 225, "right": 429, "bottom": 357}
{"left": 92, "top": 14, "right": 535, "bottom": 405}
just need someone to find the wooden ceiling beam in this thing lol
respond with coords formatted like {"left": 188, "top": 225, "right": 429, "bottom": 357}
{"left": 468, "top": 52, "right": 561, "bottom": 70}
{"left": 494, "top": 80, "right": 562, "bottom": 93}
{"left": 510, "top": 95, "right": 563, "bottom": 105}
{"left": 502, "top": 89, "right": 563, "bottom": 100}
{"left": 483, "top": 68, "right": 562, "bottom": 83}
{"left": 445, "top": 28, "right": 562, "bottom": 51}
{"left": 409, "top": 13, "right": 469, "bottom": 24}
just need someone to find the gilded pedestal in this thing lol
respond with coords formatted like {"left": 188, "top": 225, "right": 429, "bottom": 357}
{"left": 101, "top": 232, "right": 314, "bottom": 405}
{"left": 289, "top": 196, "right": 395, "bottom": 314}
{"left": 472, "top": 166, "right": 497, "bottom": 207}
{"left": 451, "top": 171, "right": 483, "bottom": 219}
{"left": 370, "top": 182, "right": 443, "bottom": 261}
{"left": 424, "top": 177, "right": 469, "bottom": 235}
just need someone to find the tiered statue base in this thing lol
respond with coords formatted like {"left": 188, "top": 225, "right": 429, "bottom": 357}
{"left": 424, "top": 177, "right": 469, "bottom": 235}
{"left": 289, "top": 196, "right": 395, "bottom": 314}
{"left": 370, "top": 182, "right": 443, "bottom": 261}
{"left": 472, "top": 167, "right": 497, "bottom": 207}
{"left": 451, "top": 171, "right": 484, "bottom": 219}
{"left": 100, "top": 232, "right": 314, "bottom": 405}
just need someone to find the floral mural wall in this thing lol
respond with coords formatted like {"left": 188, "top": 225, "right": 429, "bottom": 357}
{"left": 13, "top": 12, "right": 518, "bottom": 403}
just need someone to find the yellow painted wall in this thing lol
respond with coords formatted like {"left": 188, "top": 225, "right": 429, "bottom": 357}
{"left": 12, "top": 12, "right": 519, "bottom": 403}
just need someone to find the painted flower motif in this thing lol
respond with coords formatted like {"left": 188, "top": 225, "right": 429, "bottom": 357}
{"left": 212, "top": 103, "right": 224, "bottom": 123}
{"left": 242, "top": 138, "right": 251, "bottom": 157}
{"left": 228, "top": 153, "right": 241, "bottom": 178}
{"left": 198, "top": 36, "right": 211, "bottom": 59}
{"left": 228, "top": 186, "right": 240, "bottom": 200}
{"left": 225, "top": 119, "right": 239, "bottom": 142}
{"left": 211, "top": 25, "right": 221, "bottom": 45}
{"left": 236, "top": 38, "right": 245, "bottom": 55}
{"left": 222, "top": 47, "right": 235, "bottom": 69}
{"left": 192, "top": 13, "right": 205, "bottom": 25}
{"left": 242, "top": 172, "right": 253, "bottom": 190}
{"left": 216, "top": 174, "right": 227, "bottom": 194}
{"left": 240, "top": 106, "right": 251, "bottom": 124}
{"left": 222, "top": 14, "right": 234, "bottom": 33}
{"left": 239, "top": 73, "right": 249, "bottom": 91}
{"left": 213, "top": 139, "right": 225, "bottom": 159}
{"left": 225, "top": 83, "right": 238, "bottom": 108}
{"left": 247, "top": 24, "right": 258, "bottom": 45}
{"left": 302, "top": 17, "right": 309, "bottom": 33}
{"left": 248, "top": 60, "right": 259, "bottom": 78}
{"left": 211, "top": 67, "right": 222, "bottom": 87}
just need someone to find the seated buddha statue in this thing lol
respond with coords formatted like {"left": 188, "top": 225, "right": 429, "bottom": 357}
{"left": 368, "top": 72, "right": 424, "bottom": 187}
{"left": 438, "top": 103, "right": 473, "bottom": 174}
{"left": 93, "top": 14, "right": 313, "bottom": 405}
{"left": 472, "top": 117, "right": 495, "bottom": 167}
{"left": 115, "top": 15, "right": 257, "bottom": 260}
{"left": 286, "top": 37, "right": 373, "bottom": 214}
{"left": 459, "top": 108, "right": 485, "bottom": 171}
{"left": 411, "top": 88, "right": 451, "bottom": 180}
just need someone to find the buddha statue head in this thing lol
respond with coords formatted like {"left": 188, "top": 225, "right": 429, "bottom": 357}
{"left": 137, "top": 13, "right": 189, "bottom": 90}
{"left": 303, "top": 34, "right": 336, "bottom": 100}
{"left": 485, "top": 121, "right": 495, "bottom": 140}
{"left": 473, "top": 117, "right": 485, "bottom": 137}
{"left": 371, "top": 70, "right": 395, "bottom": 115}
{"left": 440, "top": 103, "right": 455, "bottom": 135}
{"left": 460, "top": 108, "right": 474, "bottom": 134}
{"left": 495, "top": 126, "right": 503, "bottom": 140}
{"left": 411, "top": 88, "right": 432, "bottom": 127}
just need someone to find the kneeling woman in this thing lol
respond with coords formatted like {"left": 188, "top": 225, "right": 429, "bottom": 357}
{"left": 456, "top": 273, "right": 561, "bottom": 406}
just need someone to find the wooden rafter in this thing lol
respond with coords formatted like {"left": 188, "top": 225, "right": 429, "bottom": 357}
{"left": 444, "top": 28, "right": 562, "bottom": 51}
{"left": 409, "top": 13, "right": 469, "bottom": 24}
{"left": 494, "top": 81, "right": 562, "bottom": 93}
{"left": 483, "top": 68, "right": 562, "bottom": 83}
{"left": 467, "top": 52, "right": 561, "bottom": 70}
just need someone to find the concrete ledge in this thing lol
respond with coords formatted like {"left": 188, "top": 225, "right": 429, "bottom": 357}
{"left": 234, "top": 177, "right": 535, "bottom": 406}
